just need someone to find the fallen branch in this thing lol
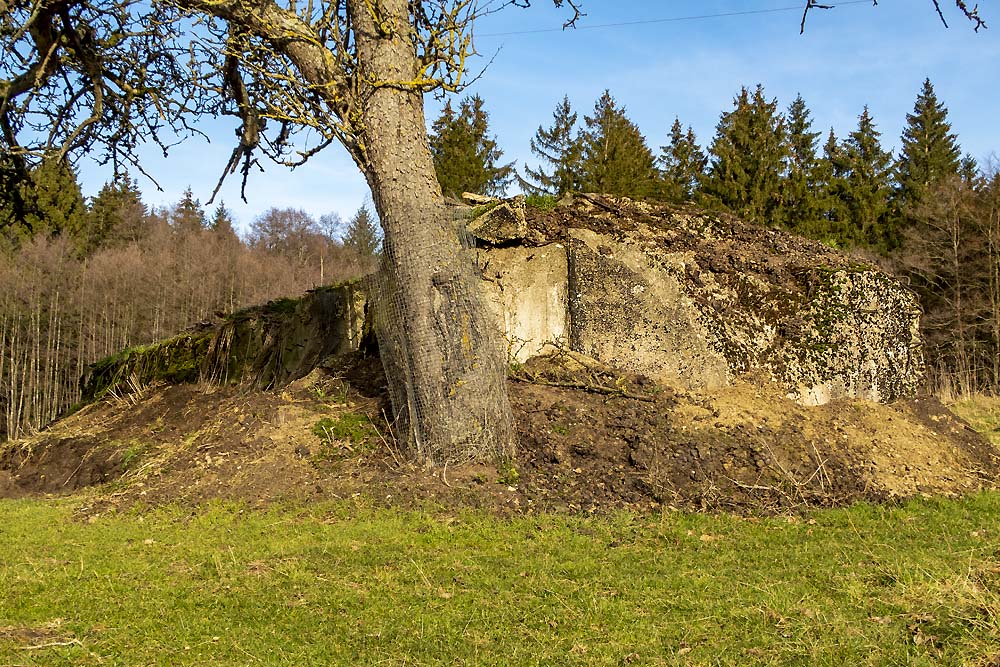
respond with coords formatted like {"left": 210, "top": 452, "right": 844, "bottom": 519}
{"left": 726, "top": 477, "right": 781, "bottom": 493}
{"left": 578, "top": 192, "right": 628, "bottom": 215}
{"left": 511, "top": 373, "right": 656, "bottom": 402}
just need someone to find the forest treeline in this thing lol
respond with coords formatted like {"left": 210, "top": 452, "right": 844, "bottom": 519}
{"left": 2, "top": 77, "right": 998, "bottom": 441}
{"left": 0, "top": 173, "right": 381, "bottom": 442}
{"left": 430, "top": 79, "right": 1000, "bottom": 399}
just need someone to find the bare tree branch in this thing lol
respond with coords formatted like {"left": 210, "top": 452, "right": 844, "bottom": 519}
{"left": 2, "top": 0, "right": 986, "bottom": 205}
{"left": 800, "top": 1, "right": 834, "bottom": 35}
{"left": 802, "top": 0, "right": 986, "bottom": 33}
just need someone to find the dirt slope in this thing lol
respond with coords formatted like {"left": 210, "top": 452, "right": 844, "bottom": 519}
{"left": 1, "top": 351, "right": 996, "bottom": 515}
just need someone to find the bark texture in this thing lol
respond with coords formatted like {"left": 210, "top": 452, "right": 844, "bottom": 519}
{"left": 348, "top": 0, "right": 514, "bottom": 463}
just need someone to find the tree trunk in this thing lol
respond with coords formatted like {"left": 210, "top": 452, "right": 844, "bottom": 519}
{"left": 349, "top": 0, "right": 514, "bottom": 464}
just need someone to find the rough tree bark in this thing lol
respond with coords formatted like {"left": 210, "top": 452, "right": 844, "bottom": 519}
{"left": 347, "top": 0, "right": 513, "bottom": 463}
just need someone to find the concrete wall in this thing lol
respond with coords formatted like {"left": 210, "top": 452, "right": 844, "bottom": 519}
{"left": 478, "top": 214, "right": 923, "bottom": 405}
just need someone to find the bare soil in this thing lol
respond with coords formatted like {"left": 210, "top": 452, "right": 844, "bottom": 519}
{"left": 1, "top": 351, "right": 996, "bottom": 516}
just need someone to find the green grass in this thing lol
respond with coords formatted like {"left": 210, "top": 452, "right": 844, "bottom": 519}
{"left": 1, "top": 494, "right": 999, "bottom": 665}
{"left": 312, "top": 414, "right": 379, "bottom": 458}
{"left": 951, "top": 395, "right": 1000, "bottom": 448}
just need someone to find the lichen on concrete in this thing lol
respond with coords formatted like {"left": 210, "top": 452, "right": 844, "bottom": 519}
{"left": 478, "top": 194, "right": 925, "bottom": 406}
{"left": 565, "top": 227, "right": 730, "bottom": 390}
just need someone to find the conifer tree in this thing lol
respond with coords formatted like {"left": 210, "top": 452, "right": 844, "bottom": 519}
{"left": 19, "top": 158, "right": 89, "bottom": 244}
{"left": 811, "top": 128, "right": 852, "bottom": 244}
{"left": 522, "top": 96, "right": 583, "bottom": 195}
{"left": 171, "top": 187, "right": 207, "bottom": 233}
{"left": 841, "top": 107, "right": 895, "bottom": 250}
{"left": 896, "top": 78, "right": 962, "bottom": 209}
{"left": 429, "top": 95, "right": 513, "bottom": 198}
{"left": 87, "top": 177, "right": 148, "bottom": 250}
{"left": 700, "top": 85, "right": 788, "bottom": 225}
{"left": 959, "top": 154, "right": 979, "bottom": 185}
{"left": 210, "top": 202, "right": 240, "bottom": 244}
{"left": 781, "top": 94, "right": 823, "bottom": 231}
{"left": 659, "top": 118, "right": 707, "bottom": 203}
{"left": 343, "top": 204, "right": 381, "bottom": 257}
{"left": 578, "top": 90, "right": 658, "bottom": 198}
{"left": 0, "top": 152, "right": 30, "bottom": 246}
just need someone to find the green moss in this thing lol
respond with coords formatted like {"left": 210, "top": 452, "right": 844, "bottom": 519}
{"left": 222, "top": 295, "right": 303, "bottom": 324}
{"left": 497, "top": 459, "right": 520, "bottom": 486}
{"left": 83, "top": 332, "right": 214, "bottom": 401}
{"left": 469, "top": 201, "right": 501, "bottom": 218}
{"left": 525, "top": 194, "right": 559, "bottom": 211}
{"left": 261, "top": 297, "right": 299, "bottom": 316}
{"left": 83, "top": 281, "right": 368, "bottom": 406}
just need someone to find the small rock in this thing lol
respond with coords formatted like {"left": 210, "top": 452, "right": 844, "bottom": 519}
{"left": 466, "top": 196, "right": 527, "bottom": 244}
{"left": 461, "top": 192, "right": 498, "bottom": 205}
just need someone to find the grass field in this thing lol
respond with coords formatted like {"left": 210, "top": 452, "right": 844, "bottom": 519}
{"left": 951, "top": 395, "right": 1000, "bottom": 450}
{"left": 1, "top": 492, "right": 999, "bottom": 666}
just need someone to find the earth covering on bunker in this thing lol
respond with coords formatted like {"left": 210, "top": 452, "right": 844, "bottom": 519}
{"left": 514, "top": 194, "right": 856, "bottom": 292}
{"left": 1, "top": 350, "right": 996, "bottom": 515}
{"left": 0, "top": 197, "right": 997, "bottom": 514}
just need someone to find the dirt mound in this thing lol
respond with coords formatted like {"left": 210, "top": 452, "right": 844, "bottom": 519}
{"left": 1, "top": 352, "right": 996, "bottom": 514}
{"left": 523, "top": 195, "right": 852, "bottom": 287}
{"left": 514, "top": 359, "right": 997, "bottom": 512}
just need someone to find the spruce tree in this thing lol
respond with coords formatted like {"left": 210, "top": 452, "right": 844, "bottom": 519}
{"left": 781, "top": 94, "right": 823, "bottom": 231}
{"left": 20, "top": 158, "right": 88, "bottom": 243}
{"left": 841, "top": 107, "right": 894, "bottom": 250}
{"left": 210, "top": 202, "right": 240, "bottom": 244}
{"left": 578, "top": 90, "right": 658, "bottom": 198}
{"left": 429, "top": 95, "right": 514, "bottom": 198}
{"left": 522, "top": 96, "right": 583, "bottom": 195}
{"left": 700, "top": 85, "right": 788, "bottom": 225}
{"left": 811, "top": 128, "right": 852, "bottom": 245}
{"left": 896, "top": 78, "right": 962, "bottom": 209}
{"left": 87, "top": 177, "right": 148, "bottom": 250}
{"left": 959, "top": 154, "right": 979, "bottom": 185}
{"left": 343, "top": 204, "right": 381, "bottom": 257}
{"left": 659, "top": 118, "right": 706, "bottom": 203}
{"left": 0, "top": 152, "right": 30, "bottom": 246}
{"left": 172, "top": 187, "right": 207, "bottom": 233}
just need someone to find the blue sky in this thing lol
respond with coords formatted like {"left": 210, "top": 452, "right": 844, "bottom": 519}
{"left": 76, "top": 0, "right": 999, "bottom": 233}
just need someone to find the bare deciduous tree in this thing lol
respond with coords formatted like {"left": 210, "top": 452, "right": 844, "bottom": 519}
{"left": 0, "top": 198, "right": 370, "bottom": 442}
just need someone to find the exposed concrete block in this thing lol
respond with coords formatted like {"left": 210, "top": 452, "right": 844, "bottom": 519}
{"left": 565, "top": 228, "right": 730, "bottom": 390}
{"left": 480, "top": 244, "right": 569, "bottom": 362}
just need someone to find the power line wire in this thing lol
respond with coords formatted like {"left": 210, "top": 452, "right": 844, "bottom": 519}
{"left": 478, "top": 0, "right": 873, "bottom": 37}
